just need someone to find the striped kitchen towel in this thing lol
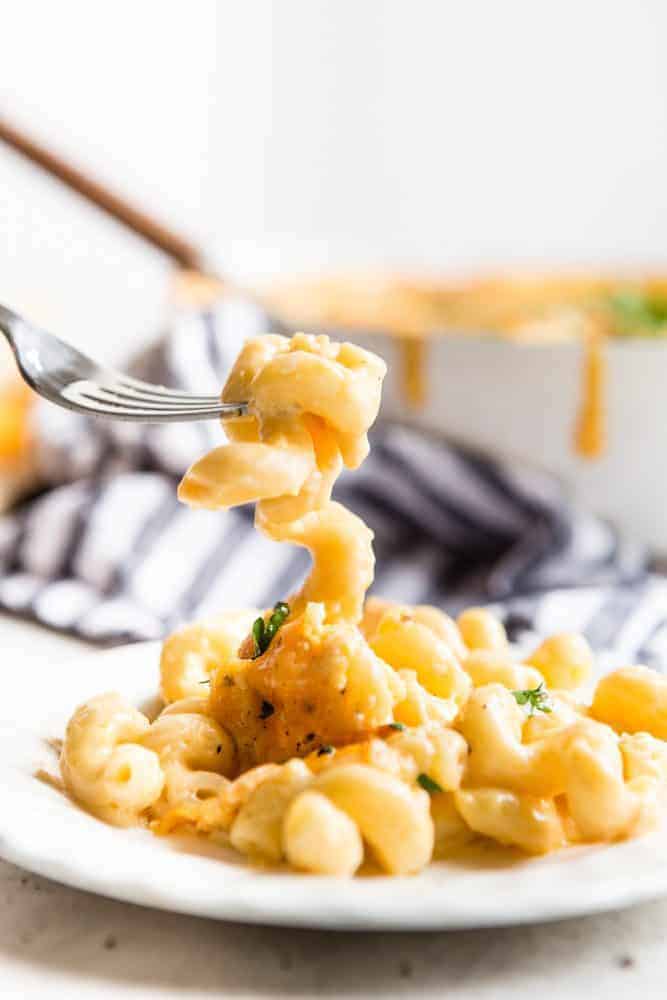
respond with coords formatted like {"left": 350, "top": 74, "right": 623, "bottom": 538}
{"left": 0, "top": 294, "right": 663, "bottom": 666}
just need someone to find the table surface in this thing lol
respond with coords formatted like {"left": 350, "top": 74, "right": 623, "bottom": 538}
{"left": 1, "top": 614, "right": 666, "bottom": 999}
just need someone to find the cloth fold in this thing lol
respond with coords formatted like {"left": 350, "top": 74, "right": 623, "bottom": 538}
{"left": 1, "top": 296, "right": 663, "bottom": 666}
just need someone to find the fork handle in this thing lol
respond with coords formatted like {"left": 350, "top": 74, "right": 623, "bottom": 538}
{"left": 0, "top": 304, "right": 19, "bottom": 350}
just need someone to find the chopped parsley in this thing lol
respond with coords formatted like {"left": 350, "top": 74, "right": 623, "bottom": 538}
{"left": 608, "top": 289, "right": 667, "bottom": 336}
{"left": 201, "top": 673, "right": 234, "bottom": 688}
{"left": 512, "top": 682, "right": 552, "bottom": 716}
{"left": 259, "top": 700, "right": 275, "bottom": 720}
{"left": 389, "top": 721, "right": 406, "bottom": 731}
{"left": 252, "top": 602, "right": 290, "bottom": 658}
{"left": 417, "top": 773, "right": 443, "bottom": 795}
{"left": 317, "top": 745, "right": 335, "bottom": 756}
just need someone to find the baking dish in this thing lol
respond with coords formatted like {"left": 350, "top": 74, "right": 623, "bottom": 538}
{"left": 266, "top": 273, "right": 667, "bottom": 551}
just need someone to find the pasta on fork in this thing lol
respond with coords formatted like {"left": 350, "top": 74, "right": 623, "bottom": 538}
{"left": 60, "top": 332, "right": 667, "bottom": 876}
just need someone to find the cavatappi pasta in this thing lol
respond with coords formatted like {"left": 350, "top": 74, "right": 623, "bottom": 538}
{"left": 60, "top": 332, "right": 667, "bottom": 876}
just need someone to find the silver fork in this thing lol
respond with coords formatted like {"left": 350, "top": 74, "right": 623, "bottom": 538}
{"left": 0, "top": 304, "right": 248, "bottom": 422}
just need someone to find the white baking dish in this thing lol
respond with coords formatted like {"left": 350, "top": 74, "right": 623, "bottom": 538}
{"left": 348, "top": 331, "right": 667, "bottom": 552}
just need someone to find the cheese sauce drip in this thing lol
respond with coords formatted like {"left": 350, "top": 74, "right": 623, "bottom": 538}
{"left": 574, "top": 331, "right": 606, "bottom": 459}
{"left": 178, "top": 333, "right": 386, "bottom": 624}
{"left": 398, "top": 336, "right": 427, "bottom": 409}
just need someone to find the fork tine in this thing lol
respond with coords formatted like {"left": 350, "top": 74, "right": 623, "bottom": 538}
{"left": 61, "top": 394, "right": 232, "bottom": 421}
{"left": 93, "top": 384, "right": 225, "bottom": 409}
{"left": 77, "top": 404, "right": 225, "bottom": 422}
{"left": 61, "top": 380, "right": 239, "bottom": 417}
{"left": 69, "top": 389, "right": 228, "bottom": 414}
{"left": 116, "top": 374, "right": 221, "bottom": 401}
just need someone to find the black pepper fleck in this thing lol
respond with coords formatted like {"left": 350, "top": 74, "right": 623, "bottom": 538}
{"left": 103, "top": 935, "right": 117, "bottom": 950}
{"left": 259, "top": 700, "right": 275, "bottom": 720}
{"left": 618, "top": 955, "right": 635, "bottom": 970}
{"left": 216, "top": 745, "right": 222, "bottom": 754}
{"left": 399, "top": 959, "right": 413, "bottom": 979}
{"left": 223, "top": 674, "right": 234, "bottom": 687}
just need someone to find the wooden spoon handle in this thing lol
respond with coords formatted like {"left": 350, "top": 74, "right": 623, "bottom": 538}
{"left": 0, "top": 116, "right": 204, "bottom": 270}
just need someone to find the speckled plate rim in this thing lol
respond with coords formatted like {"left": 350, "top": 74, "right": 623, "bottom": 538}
{"left": 1, "top": 640, "right": 667, "bottom": 931}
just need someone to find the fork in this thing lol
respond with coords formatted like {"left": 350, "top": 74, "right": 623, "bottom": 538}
{"left": 0, "top": 304, "right": 248, "bottom": 422}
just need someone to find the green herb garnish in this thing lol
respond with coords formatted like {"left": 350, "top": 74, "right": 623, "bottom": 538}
{"left": 389, "top": 722, "right": 406, "bottom": 731}
{"left": 512, "top": 682, "right": 552, "bottom": 716}
{"left": 417, "top": 773, "right": 444, "bottom": 795}
{"left": 252, "top": 602, "right": 290, "bottom": 658}
{"left": 608, "top": 289, "right": 667, "bottom": 336}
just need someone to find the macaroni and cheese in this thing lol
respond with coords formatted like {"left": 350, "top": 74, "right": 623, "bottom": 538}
{"left": 59, "top": 332, "right": 667, "bottom": 876}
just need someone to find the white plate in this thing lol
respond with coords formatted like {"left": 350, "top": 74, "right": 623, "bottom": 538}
{"left": 1, "top": 641, "right": 667, "bottom": 930}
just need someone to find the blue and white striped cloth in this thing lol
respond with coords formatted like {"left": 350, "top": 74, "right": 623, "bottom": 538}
{"left": 1, "top": 296, "right": 665, "bottom": 667}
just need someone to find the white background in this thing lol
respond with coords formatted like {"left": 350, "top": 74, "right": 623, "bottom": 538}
{"left": 2, "top": 0, "right": 667, "bottom": 355}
